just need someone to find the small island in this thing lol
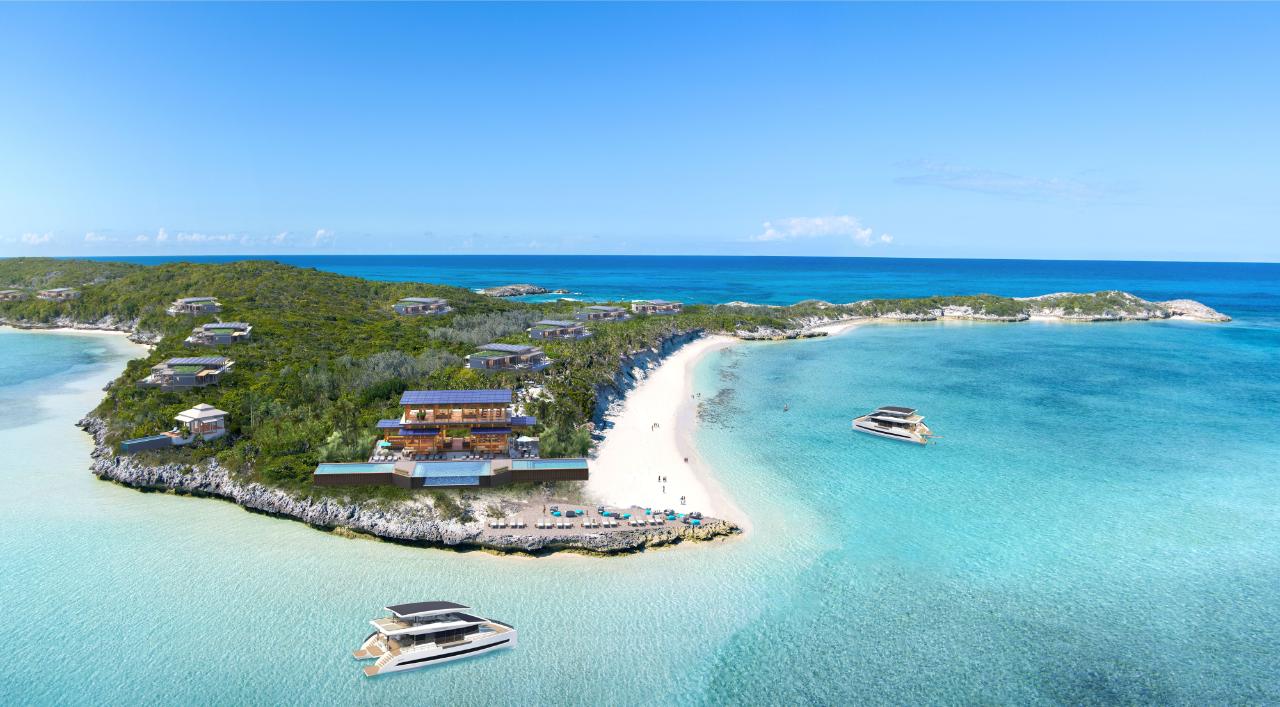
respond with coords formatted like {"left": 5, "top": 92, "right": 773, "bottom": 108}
{"left": 0, "top": 257, "right": 1230, "bottom": 554}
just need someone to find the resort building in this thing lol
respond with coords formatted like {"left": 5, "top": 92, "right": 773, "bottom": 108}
{"left": 376, "top": 389, "right": 536, "bottom": 457}
{"left": 574, "top": 305, "right": 631, "bottom": 322}
{"left": 138, "top": 356, "right": 234, "bottom": 391}
{"left": 631, "top": 299, "right": 683, "bottom": 315}
{"left": 393, "top": 297, "right": 452, "bottom": 316}
{"left": 0, "top": 289, "right": 25, "bottom": 301}
{"left": 37, "top": 287, "right": 79, "bottom": 301}
{"left": 119, "top": 403, "right": 229, "bottom": 454}
{"left": 167, "top": 296, "right": 222, "bottom": 316}
{"left": 529, "top": 320, "right": 590, "bottom": 341}
{"left": 312, "top": 388, "right": 590, "bottom": 488}
{"left": 465, "top": 344, "right": 552, "bottom": 372}
{"left": 184, "top": 322, "right": 253, "bottom": 346}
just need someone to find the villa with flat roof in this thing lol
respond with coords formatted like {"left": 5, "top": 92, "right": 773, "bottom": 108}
{"left": 465, "top": 344, "right": 552, "bottom": 372}
{"left": 185, "top": 322, "right": 253, "bottom": 346}
{"left": 137, "top": 357, "right": 234, "bottom": 391}
{"left": 37, "top": 287, "right": 79, "bottom": 301}
{"left": 631, "top": 299, "right": 682, "bottom": 315}
{"left": 393, "top": 297, "right": 452, "bottom": 316}
{"left": 0, "top": 290, "right": 25, "bottom": 301}
{"left": 574, "top": 305, "right": 631, "bottom": 322}
{"left": 314, "top": 389, "right": 588, "bottom": 487}
{"left": 120, "top": 403, "right": 229, "bottom": 454}
{"left": 375, "top": 389, "right": 537, "bottom": 457}
{"left": 529, "top": 320, "right": 590, "bottom": 341}
{"left": 167, "top": 296, "right": 222, "bottom": 316}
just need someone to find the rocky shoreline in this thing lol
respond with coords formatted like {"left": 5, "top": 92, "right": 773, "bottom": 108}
{"left": 0, "top": 314, "right": 162, "bottom": 344}
{"left": 77, "top": 415, "right": 738, "bottom": 555}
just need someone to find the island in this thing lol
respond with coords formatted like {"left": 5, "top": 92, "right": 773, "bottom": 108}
{"left": 0, "top": 257, "right": 1230, "bottom": 554}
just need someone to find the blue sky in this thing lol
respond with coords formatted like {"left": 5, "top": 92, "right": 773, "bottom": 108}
{"left": 0, "top": 3, "right": 1276, "bottom": 261}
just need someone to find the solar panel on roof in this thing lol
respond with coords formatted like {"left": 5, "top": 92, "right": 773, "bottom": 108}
{"left": 480, "top": 343, "right": 534, "bottom": 352}
{"left": 400, "top": 389, "right": 513, "bottom": 405}
{"left": 537, "top": 320, "right": 578, "bottom": 327}
{"left": 399, "top": 297, "right": 446, "bottom": 304}
{"left": 164, "top": 357, "right": 228, "bottom": 366}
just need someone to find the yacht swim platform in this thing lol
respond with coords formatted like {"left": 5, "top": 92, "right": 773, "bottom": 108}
{"left": 852, "top": 406, "right": 934, "bottom": 445}
{"left": 354, "top": 601, "right": 516, "bottom": 675}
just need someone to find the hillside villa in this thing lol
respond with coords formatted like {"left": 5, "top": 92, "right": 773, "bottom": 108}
{"left": 167, "top": 296, "right": 222, "bottom": 316}
{"left": 393, "top": 297, "right": 452, "bottom": 316}
{"left": 465, "top": 343, "right": 552, "bottom": 372}
{"left": 37, "top": 287, "right": 79, "bottom": 301}
{"left": 138, "top": 356, "right": 234, "bottom": 391}
{"left": 119, "top": 403, "right": 230, "bottom": 454}
{"left": 574, "top": 305, "right": 631, "bottom": 322}
{"left": 632, "top": 299, "right": 682, "bottom": 315}
{"left": 185, "top": 322, "right": 253, "bottom": 346}
{"left": 0, "top": 289, "right": 25, "bottom": 301}
{"left": 529, "top": 320, "right": 590, "bottom": 340}
{"left": 313, "top": 388, "right": 588, "bottom": 488}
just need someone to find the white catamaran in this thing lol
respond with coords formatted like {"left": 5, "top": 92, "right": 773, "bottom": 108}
{"left": 852, "top": 406, "right": 933, "bottom": 444}
{"left": 354, "top": 601, "right": 516, "bottom": 676}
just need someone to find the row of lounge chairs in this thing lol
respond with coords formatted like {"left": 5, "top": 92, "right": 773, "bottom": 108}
{"left": 488, "top": 518, "right": 527, "bottom": 529}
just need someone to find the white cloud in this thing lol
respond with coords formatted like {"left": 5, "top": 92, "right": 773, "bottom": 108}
{"left": 753, "top": 216, "right": 892, "bottom": 246}
{"left": 272, "top": 231, "right": 290, "bottom": 245}
{"left": 84, "top": 231, "right": 109, "bottom": 242}
{"left": 175, "top": 231, "right": 239, "bottom": 243}
{"left": 156, "top": 228, "right": 169, "bottom": 242}
{"left": 312, "top": 228, "right": 335, "bottom": 246}
{"left": 20, "top": 232, "right": 53, "bottom": 245}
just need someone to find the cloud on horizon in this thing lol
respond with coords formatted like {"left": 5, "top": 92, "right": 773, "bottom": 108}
{"left": 896, "top": 161, "right": 1113, "bottom": 201}
{"left": 753, "top": 215, "right": 893, "bottom": 246}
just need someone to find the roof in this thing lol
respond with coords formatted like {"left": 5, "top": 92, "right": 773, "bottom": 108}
{"left": 470, "top": 427, "right": 511, "bottom": 435}
{"left": 480, "top": 343, "right": 536, "bottom": 353}
{"left": 386, "top": 600, "right": 470, "bottom": 617}
{"left": 399, "top": 428, "right": 440, "bottom": 436}
{"left": 163, "top": 357, "right": 229, "bottom": 367}
{"left": 40, "top": 287, "right": 77, "bottom": 293}
{"left": 376, "top": 419, "right": 402, "bottom": 429}
{"left": 398, "top": 297, "right": 447, "bottom": 304}
{"left": 175, "top": 296, "right": 218, "bottom": 303}
{"left": 175, "top": 404, "right": 228, "bottom": 422}
{"left": 510, "top": 415, "right": 536, "bottom": 426}
{"left": 586, "top": 305, "right": 623, "bottom": 311}
{"left": 878, "top": 406, "right": 916, "bottom": 414}
{"left": 400, "top": 389, "right": 512, "bottom": 405}
{"left": 202, "top": 322, "right": 249, "bottom": 330}
{"left": 536, "top": 320, "right": 579, "bottom": 327}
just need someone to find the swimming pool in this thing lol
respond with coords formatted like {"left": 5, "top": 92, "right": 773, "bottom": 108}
{"left": 510, "top": 458, "right": 589, "bottom": 470}
{"left": 313, "top": 463, "right": 395, "bottom": 475}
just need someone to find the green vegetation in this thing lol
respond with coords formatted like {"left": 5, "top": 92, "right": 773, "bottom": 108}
{"left": 0, "top": 258, "right": 1173, "bottom": 498}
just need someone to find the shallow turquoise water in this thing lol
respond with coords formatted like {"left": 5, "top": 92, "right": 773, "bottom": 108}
{"left": 2, "top": 306, "right": 1279, "bottom": 702}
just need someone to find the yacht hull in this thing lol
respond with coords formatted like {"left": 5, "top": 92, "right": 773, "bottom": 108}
{"left": 852, "top": 417, "right": 929, "bottom": 444}
{"left": 359, "top": 625, "right": 516, "bottom": 676}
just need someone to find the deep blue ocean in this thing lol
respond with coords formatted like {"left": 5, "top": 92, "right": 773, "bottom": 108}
{"left": 4, "top": 257, "right": 1278, "bottom": 703}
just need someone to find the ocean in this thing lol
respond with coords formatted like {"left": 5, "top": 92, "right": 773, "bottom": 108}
{"left": 3, "top": 257, "right": 1279, "bottom": 703}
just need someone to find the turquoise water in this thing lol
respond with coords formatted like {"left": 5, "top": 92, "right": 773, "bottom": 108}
{"left": 3, "top": 260, "right": 1280, "bottom": 703}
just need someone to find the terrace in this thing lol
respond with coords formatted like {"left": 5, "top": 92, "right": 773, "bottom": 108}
{"left": 184, "top": 322, "right": 252, "bottom": 346}
{"left": 631, "top": 299, "right": 683, "bottom": 315}
{"left": 137, "top": 356, "right": 234, "bottom": 391}
{"left": 529, "top": 320, "right": 591, "bottom": 341}
{"left": 37, "top": 287, "right": 79, "bottom": 301}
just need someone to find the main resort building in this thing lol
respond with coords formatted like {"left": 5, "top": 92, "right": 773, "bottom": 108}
{"left": 313, "top": 388, "right": 588, "bottom": 489}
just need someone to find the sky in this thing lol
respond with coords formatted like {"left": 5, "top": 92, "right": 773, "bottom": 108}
{"left": 0, "top": 2, "right": 1277, "bottom": 262}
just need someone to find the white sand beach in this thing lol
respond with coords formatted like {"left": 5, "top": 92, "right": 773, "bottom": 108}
{"left": 588, "top": 334, "right": 738, "bottom": 520}
{"left": 805, "top": 318, "right": 867, "bottom": 337}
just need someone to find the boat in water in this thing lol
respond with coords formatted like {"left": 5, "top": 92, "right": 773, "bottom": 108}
{"left": 852, "top": 406, "right": 933, "bottom": 444}
{"left": 353, "top": 601, "right": 516, "bottom": 676}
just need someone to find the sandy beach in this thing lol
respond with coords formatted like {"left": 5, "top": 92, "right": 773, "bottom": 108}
{"left": 588, "top": 334, "right": 738, "bottom": 520}
{"left": 804, "top": 317, "right": 867, "bottom": 337}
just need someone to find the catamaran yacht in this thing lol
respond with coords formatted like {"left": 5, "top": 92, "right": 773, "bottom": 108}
{"left": 353, "top": 601, "right": 516, "bottom": 676}
{"left": 852, "top": 406, "right": 933, "bottom": 444}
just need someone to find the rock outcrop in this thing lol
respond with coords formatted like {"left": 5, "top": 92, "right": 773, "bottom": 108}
{"left": 0, "top": 314, "right": 161, "bottom": 344}
{"left": 477, "top": 284, "right": 570, "bottom": 297}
